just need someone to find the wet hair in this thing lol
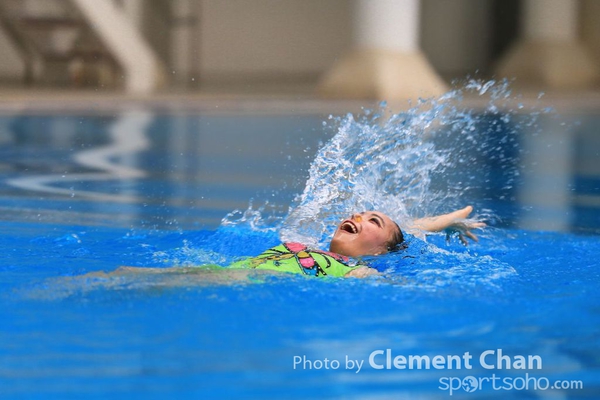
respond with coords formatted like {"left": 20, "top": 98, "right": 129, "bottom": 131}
{"left": 386, "top": 221, "right": 405, "bottom": 252}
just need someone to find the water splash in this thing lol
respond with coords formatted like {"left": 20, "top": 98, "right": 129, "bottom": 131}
{"left": 226, "top": 79, "right": 546, "bottom": 248}
{"left": 221, "top": 201, "right": 282, "bottom": 233}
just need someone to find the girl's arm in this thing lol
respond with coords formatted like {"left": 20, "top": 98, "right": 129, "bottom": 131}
{"left": 406, "top": 205, "right": 486, "bottom": 245}
{"left": 344, "top": 266, "right": 380, "bottom": 278}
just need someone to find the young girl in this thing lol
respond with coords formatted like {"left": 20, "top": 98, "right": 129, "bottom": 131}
{"left": 113, "top": 206, "right": 484, "bottom": 280}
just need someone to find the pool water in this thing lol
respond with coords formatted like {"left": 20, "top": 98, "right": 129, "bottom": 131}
{"left": 1, "top": 87, "right": 599, "bottom": 398}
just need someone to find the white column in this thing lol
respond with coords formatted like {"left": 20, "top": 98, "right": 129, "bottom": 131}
{"left": 496, "top": 0, "right": 598, "bottom": 89}
{"left": 355, "top": 0, "right": 418, "bottom": 51}
{"left": 72, "top": 0, "right": 165, "bottom": 93}
{"left": 523, "top": 0, "right": 577, "bottom": 41}
{"left": 318, "top": 0, "right": 447, "bottom": 101}
{"left": 121, "top": 0, "right": 144, "bottom": 29}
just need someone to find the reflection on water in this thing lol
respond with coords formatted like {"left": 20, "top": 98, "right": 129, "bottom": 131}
{"left": 0, "top": 111, "right": 327, "bottom": 228}
{"left": 519, "top": 115, "right": 575, "bottom": 231}
{"left": 519, "top": 114, "right": 600, "bottom": 233}
{"left": 0, "top": 108, "right": 597, "bottom": 232}
{"left": 7, "top": 110, "right": 151, "bottom": 203}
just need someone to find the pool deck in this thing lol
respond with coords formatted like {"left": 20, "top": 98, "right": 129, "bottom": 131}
{"left": 1, "top": 85, "right": 600, "bottom": 115}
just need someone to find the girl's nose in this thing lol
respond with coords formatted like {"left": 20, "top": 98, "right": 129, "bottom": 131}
{"left": 352, "top": 213, "right": 362, "bottom": 223}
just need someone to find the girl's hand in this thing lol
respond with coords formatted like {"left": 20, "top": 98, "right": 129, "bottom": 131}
{"left": 410, "top": 205, "right": 486, "bottom": 245}
{"left": 442, "top": 206, "right": 486, "bottom": 245}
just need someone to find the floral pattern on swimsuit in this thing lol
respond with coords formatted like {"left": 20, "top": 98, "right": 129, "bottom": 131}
{"left": 230, "top": 242, "right": 361, "bottom": 277}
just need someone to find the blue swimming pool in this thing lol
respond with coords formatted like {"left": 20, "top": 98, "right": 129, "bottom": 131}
{"left": 1, "top": 85, "right": 599, "bottom": 399}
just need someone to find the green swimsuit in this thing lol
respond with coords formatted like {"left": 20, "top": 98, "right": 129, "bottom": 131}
{"left": 229, "top": 242, "right": 361, "bottom": 277}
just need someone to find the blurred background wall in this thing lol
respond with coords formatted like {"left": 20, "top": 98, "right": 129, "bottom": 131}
{"left": 0, "top": 0, "right": 597, "bottom": 96}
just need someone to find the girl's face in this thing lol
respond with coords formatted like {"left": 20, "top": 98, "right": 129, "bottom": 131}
{"left": 329, "top": 211, "right": 397, "bottom": 257}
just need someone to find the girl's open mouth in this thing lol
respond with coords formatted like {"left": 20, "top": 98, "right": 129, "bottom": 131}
{"left": 340, "top": 221, "right": 358, "bottom": 234}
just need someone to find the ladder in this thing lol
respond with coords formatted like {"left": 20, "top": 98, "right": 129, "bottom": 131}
{"left": 0, "top": 0, "right": 165, "bottom": 93}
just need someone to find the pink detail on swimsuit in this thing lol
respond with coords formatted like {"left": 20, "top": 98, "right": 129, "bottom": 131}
{"left": 284, "top": 242, "right": 350, "bottom": 267}
{"left": 320, "top": 250, "right": 349, "bottom": 263}
{"left": 298, "top": 256, "right": 314, "bottom": 268}
{"left": 286, "top": 242, "right": 306, "bottom": 252}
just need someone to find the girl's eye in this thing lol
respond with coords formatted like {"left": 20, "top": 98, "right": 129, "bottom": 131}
{"left": 371, "top": 218, "right": 381, "bottom": 227}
